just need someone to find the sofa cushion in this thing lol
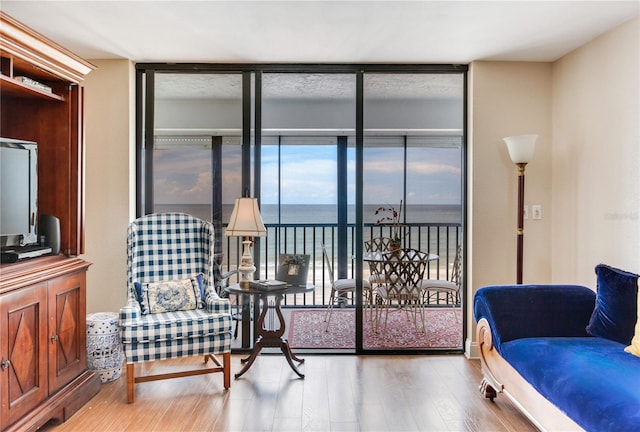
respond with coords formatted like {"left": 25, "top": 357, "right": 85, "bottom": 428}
{"left": 501, "top": 336, "right": 640, "bottom": 432}
{"left": 119, "top": 308, "right": 232, "bottom": 363}
{"left": 120, "top": 308, "right": 232, "bottom": 344}
{"left": 586, "top": 264, "right": 639, "bottom": 345}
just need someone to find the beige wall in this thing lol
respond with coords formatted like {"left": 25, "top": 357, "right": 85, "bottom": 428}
{"left": 466, "top": 61, "right": 553, "bottom": 355}
{"left": 82, "top": 59, "right": 136, "bottom": 313}
{"left": 551, "top": 17, "right": 639, "bottom": 286}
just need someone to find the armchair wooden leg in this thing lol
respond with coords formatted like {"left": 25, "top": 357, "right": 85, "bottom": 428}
{"left": 125, "top": 354, "right": 229, "bottom": 403}
{"left": 223, "top": 352, "right": 231, "bottom": 389}
{"left": 127, "top": 363, "right": 135, "bottom": 403}
{"left": 205, "top": 354, "right": 222, "bottom": 367}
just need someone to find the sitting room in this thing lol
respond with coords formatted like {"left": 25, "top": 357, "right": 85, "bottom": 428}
{"left": 0, "top": 2, "right": 638, "bottom": 431}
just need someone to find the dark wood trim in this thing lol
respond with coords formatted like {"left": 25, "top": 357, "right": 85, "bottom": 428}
{"left": 0, "top": 256, "right": 91, "bottom": 295}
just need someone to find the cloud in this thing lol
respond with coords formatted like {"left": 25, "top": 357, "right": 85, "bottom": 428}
{"left": 408, "top": 160, "right": 461, "bottom": 176}
{"left": 154, "top": 149, "right": 212, "bottom": 204}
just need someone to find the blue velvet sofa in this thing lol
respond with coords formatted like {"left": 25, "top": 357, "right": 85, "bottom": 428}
{"left": 474, "top": 273, "right": 640, "bottom": 431}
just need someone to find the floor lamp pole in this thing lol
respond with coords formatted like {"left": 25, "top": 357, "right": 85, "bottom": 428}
{"left": 504, "top": 133, "right": 537, "bottom": 285}
{"left": 516, "top": 163, "right": 527, "bottom": 284}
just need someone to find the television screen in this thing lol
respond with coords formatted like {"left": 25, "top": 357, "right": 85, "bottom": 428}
{"left": 0, "top": 138, "right": 38, "bottom": 247}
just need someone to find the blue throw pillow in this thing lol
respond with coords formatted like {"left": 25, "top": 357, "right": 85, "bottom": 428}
{"left": 194, "top": 273, "right": 205, "bottom": 300}
{"left": 134, "top": 281, "right": 146, "bottom": 314}
{"left": 586, "top": 264, "right": 639, "bottom": 345}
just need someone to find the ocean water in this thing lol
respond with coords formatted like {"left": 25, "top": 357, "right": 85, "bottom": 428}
{"left": 154, "top": 203, "right": 462, "bottom": 283}
{"left": 155, "top": 203, "right": 462, "bottom": 225}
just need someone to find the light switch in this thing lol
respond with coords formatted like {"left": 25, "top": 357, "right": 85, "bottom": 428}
{"left": 532, "top": 205, "right": 542, "bottom": 220}
{"left": 523, "top": 205, "right": 528, "bottom": 220}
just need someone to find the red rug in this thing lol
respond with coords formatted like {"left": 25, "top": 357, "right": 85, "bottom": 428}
{"left": 288, "top": 308, "right": 462, "bottom": 349}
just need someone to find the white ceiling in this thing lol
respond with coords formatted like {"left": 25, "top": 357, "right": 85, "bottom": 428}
{"left": 2, "top": 1, "right": 638, "bottom": 64}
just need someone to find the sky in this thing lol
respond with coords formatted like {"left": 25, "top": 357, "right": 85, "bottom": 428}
{"left": 154, "top": 142, "right": 462, "bottom": 207}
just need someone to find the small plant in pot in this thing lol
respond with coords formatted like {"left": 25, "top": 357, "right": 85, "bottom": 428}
{"left": 374, "top": 200, "right": 404, "bottom": 250}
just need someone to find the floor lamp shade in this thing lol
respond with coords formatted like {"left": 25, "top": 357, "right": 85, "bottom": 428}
{"left": 504, "top": 134, "right": 537, "bottom": 164}
{"left": 504, "top": 134, "right": 537, "bottom": 285}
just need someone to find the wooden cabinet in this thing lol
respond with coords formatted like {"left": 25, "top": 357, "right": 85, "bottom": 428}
{"left": 0, "top": 257, "right": 100, "bottom": 432}
{"left": 0, "top": 12, "right": 100, "bottom": 432}
{"left": 0, "top": 11, "right": 95, "bottom": 256}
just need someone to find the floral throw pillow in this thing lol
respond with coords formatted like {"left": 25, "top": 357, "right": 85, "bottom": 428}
{"left": 625, "top": 279, "right": 640, "bottom": 357}
{"left": 136, "top": 275, "right": 203, "bottom": 314}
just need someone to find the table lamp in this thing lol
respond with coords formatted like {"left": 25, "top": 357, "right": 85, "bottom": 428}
{"left": 225, "top": 197, "right": 267, "bottom": 283}
{"left": 504, "top": 134, "right": 537, "bottom": 284}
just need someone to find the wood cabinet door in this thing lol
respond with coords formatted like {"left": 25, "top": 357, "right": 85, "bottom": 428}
{"left": 0, "top": 284, "right": 48, "bottom": 430}
{"left": 48, "top": 271, "right": 87, "bottom": 394}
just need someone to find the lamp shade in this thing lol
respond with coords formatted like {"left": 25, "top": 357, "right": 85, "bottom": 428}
{"left": 225, "top": 197, "right": 267, "bottom": 237}
{"left": 504, "top": 134, "right": 538, "bottom": 164}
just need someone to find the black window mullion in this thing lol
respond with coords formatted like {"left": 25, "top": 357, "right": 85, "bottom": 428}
{"left": 254, "top": 71, "right": 263, "bottom": 279}
{"left": 403, "top": 135, "right": 408, "bottom": 225}
{"left": 211, "top": 136, "right": 223, "bottom": 255}
{"left": 135, "top": 68, "right": 144, "bottom": 218}
{"left": 337, "top": 135, "right": 348, "bottom": 279}
{"left": 241, "top": 72, "right": 252, "bottom": 195}
{"left": 355, "top": 69, "right": 364, "bottom": 352}
{"left": 143, "top": 69, "right": 155, "bottom": 216}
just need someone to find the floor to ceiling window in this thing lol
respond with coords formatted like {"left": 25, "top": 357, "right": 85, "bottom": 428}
{"left": 260, "top": 73, "right": 356, "bottom": 301}
{"left": 137, "top": 64, "right": 467, "bottom": 354}
{"left": 362, "top": 73, "right": 464, "bottom": 350}
{"left": 146, "top": 72, "right": 244, "bottom": 254}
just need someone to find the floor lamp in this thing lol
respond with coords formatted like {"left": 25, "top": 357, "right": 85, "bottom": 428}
{"left": 504, "top": 134, "right": 537, "bottom": 284}
{"left": 225, "top": 197, "right": 267, "bottom": 283}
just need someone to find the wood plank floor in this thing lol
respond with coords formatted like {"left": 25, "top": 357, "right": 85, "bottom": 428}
{"left": 42, "top": 354, "right": 537, "bottom": 432}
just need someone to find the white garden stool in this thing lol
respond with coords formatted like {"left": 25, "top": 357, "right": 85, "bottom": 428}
{"left": 86, "top": 312, "right": 125, "bottom": 383}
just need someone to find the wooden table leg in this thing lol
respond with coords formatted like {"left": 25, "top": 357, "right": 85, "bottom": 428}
{"left": 234, "top": 292, "right": 305, "bottom": 379}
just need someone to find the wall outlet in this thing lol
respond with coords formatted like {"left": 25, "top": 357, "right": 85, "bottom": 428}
{"left": 532, "top": 205, "right": 542, "bottom": 220}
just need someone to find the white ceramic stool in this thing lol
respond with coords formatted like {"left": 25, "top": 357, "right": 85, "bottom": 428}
{"left": 86, "top": 312, "right": 125, "bottom": 383}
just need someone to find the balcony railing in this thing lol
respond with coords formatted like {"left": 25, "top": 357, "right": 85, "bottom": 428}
{"left": 220, "top": 222, "right": 462, "bottom": 307}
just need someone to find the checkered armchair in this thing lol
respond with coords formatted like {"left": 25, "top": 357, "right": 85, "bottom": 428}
{"left": 119, "top": 212, "right": 232, "bottom": 403}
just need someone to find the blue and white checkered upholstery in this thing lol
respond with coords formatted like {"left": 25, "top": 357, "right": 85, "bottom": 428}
{"left": 119, "top": 212, "right": 232, "bottom": 364}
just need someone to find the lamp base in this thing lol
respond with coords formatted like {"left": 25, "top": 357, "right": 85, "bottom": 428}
{"left": 238, "top": 239, "right": 255, "bottom": 282}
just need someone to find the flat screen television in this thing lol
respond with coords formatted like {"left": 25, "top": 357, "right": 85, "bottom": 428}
{"left": 0, "top": 137, "right": 39, "bottom": 248}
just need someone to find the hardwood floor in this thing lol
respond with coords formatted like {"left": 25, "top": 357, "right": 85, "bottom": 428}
{"left": 42, "top": 354, "right": 537, "bottom": 432}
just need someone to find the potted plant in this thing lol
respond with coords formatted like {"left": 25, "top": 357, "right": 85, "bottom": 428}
{"left": 374, "top": 200, "right": 404, "bottom": 250}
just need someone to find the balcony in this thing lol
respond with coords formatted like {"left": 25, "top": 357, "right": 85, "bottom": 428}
{"left": 221, "top": 222, "right": 462, "bottom": 308}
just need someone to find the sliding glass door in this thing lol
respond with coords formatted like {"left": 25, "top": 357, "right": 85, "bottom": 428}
{"left": 143, "top": 72, "right": 244, "bottom": 254}
{"left": 136, "top": 64, "right": 466, "bottom": 354}
{"left": 261, "top": 72, "right": 356, "bottom": 309}
{"left": 362, "top": 73, "right": 464, "bottom": 351}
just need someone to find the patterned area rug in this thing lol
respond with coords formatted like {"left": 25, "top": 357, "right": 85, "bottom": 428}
{"left": 288, "top": 308, "right": 463, "bottom": 349}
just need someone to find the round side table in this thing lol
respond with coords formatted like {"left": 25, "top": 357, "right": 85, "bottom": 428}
{"left": 225, "top": 283, "right": 314, "bottom": 379}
